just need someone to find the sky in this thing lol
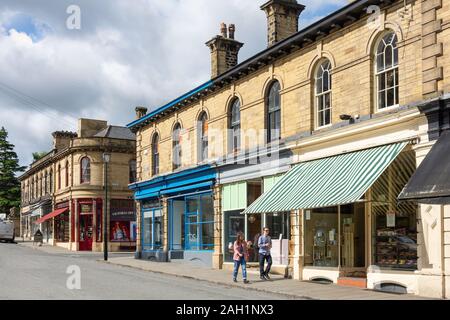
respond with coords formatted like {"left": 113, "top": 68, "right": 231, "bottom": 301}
{"left": 0, "top": 0, "right": 347, "bottom": 168}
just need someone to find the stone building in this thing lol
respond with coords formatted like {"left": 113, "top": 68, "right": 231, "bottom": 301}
{"left": 127, "top": 0, "right": 450, "bottom": 298}
{"left": 19, "top": 119, "right": 137, "bottom": 252}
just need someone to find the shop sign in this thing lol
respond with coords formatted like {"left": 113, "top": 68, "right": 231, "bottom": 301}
{"left": 80, "top": 204, "right": 93, "bottom": 215}
{"left": 56, "top": 202, "right": 70, "bottom": 209}
{"left": 386, "top": 211, "right": 396, "bottom": 227}
{"left": 111, "top": 209, "right": 135, "bottom": 221}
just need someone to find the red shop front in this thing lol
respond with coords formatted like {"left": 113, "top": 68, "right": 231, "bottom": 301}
{"left": 77, "top": 199, "right": 103, "bottom": 251}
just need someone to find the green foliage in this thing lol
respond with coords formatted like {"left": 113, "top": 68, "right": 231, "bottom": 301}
{"left": 0, "top": 127, "right": 26, "bottom": 215}
{"left": 32, "top": 151, "right": 48, "bottom": 161}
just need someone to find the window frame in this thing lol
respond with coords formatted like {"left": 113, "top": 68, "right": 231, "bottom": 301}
{"left": 129, "top": 159, "right": 137, "bottom": 184}
{"left": 315, "top": 60, "right": 332, "bottom": 129}
{"left": 151, "top": 133, "right": 160, "bottom": 176}
{"left": 228, "top": 98, "right": 241, "bottom": 153}
{"left": 80, "top": 157, "right": 91, "bottom": 184}
{"left": 375, "top": 31, "right": 399, "bottom": 112}
{"left": 197, "top": 112, "right": 209, "bottom": 163}
{"left": 266, "top": 81, "right": 281, "bottom": 143}
{"left": 172, "top": 123, "right": 182, "bottom": 171}
{"left": 65, "top": 161, "right": 70, "bottom": 188}
{"left": 58, "top": 164, "right": 62, "bottom": 190}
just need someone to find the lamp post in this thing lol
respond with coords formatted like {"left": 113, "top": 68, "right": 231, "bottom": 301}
{"left": 103, "top": 152, "right": 111, "bottom": 261}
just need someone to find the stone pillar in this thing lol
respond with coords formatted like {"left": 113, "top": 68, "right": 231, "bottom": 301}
{"left": 291, "top": 209, "right": 304, "bottom": 280}
{"left": 213, "top": 185, "right": 223, "bottom": 269}
{"left": 73, "top": 199, "right": 79, "bottom": 251}
{"left": 162, "top": 196, "right": 169, "bottom": 252}
{"left": 135, "top": 201, "right": 142, "bottom": 257}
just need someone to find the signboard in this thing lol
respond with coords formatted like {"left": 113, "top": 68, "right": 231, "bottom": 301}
{"left": 80, "top": 204, "right": 93, "bottom": 215}
{"left": 271, "top": 237, "right": 289, "bottom": 265}
{"left": 111, "top": 221, "right": 130, "bottom": 242}
{"left": 386, "top": 211, "right": 396, "bottom": 227}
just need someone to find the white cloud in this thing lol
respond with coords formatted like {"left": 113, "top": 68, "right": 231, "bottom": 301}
{"left": 0, "top": 0, "right": 347, "bottom": 167}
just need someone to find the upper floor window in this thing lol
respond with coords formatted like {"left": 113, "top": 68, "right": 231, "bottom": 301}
{"left": 80, "top": 157, "right": 91, "bottom": 184}
{"left": 267, "top": 81, "right": 281, "bottom": 142}
{"left": 58, "top": 164, "right": 61, "bottom": 190}
{"left": 376, "top": 32, "right": 399, "bottom": 110}
{"left": 31, "top": 179, "right": 35, "bottom": 199}
{"left": 65, "top": 161, "right": 69, "bottom": 187}
{"left": 49, "top": 170, "right": 53, "bottom": 193}
{"left": 129, "top": 159, "right": 137, "bottom": 184}
{"left": 44, "top": 172, "right": 47, "bottom": 195}
{"left": 229, "top": 98, "right": 241, "bottom": 153}
{"left": 172, "top": 123, "right": 182, "bottom": 171}
{"left": 197, "top": 112, "right": 208, "bottom": 162}
{"left": 315, "top": 60, "right": 332, "bottom": 128}
{"left": 151, "top": 133, "right": 160, "bottom": 176}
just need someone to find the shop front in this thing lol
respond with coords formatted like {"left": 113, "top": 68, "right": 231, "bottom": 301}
{"left": 244, "top": 141, "right": 419, "bottom": 290}
{"left": 110, "top": 199, "right": 136, "bottom": 251}
{"left": 131, "top": 165, "right": 216, "bottom": 266}
{"left": 218, "top": 148, "right": 293, "bottom": 272}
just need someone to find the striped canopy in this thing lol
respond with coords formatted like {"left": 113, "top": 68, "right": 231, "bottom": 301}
{"left": 243, "top": 142, "right": 407, "bottom": 214}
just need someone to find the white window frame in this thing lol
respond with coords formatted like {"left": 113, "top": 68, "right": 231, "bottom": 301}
{"left": 315, "top": 60, "right": 332, "bottom": 129}
{"left": 375, "top": 32, "right": 399, "bottom": 112}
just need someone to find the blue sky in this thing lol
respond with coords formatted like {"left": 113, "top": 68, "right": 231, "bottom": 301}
{"left": 0, "top": 0, "right": 347, "bottom": 166}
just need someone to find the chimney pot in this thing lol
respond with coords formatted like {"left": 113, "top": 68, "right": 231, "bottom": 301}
{"left": 135, "top": 106, "right": 148, "bottom": 119}
{"left": 220, "top": 22, "right": 228, "bottom": 38}
{"left": 228, "top": 24, "right": 235, "bottom": 40}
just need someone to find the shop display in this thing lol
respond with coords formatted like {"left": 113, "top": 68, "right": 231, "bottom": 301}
{"left": 312, "top": 227, "right": 338, "bottom": 267}
{"left": 375, "top": 227, "right": 417, "bottom": 268}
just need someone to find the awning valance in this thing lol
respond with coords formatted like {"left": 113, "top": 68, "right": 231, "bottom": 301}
{"left": 34, "top": 208, "right": 68, "bottom": 224}
{"left": 398, "top": 130, "right": 450, "bottom": 204}
{"left": 243, "top": 142, "right": 407, "bottom": 214}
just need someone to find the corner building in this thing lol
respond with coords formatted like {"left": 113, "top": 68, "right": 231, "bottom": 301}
{"left": 128, "top": 0, "right": 450, "bottom": 298}
{"left": 20, "top": 119, "right": 137, "bottom": 252}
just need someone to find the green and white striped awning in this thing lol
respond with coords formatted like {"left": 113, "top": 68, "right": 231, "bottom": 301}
{"left": 243, "top": 142, "right": 408, "bottom": 214}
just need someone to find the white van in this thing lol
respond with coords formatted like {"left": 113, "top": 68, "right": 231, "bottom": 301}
{"left": 0, "top": 214, "right": 15, "bottom": 242}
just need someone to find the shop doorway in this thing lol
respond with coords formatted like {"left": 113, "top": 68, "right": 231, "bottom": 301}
{"left": 79, "top": 214, "right": 93, "bottom": 251}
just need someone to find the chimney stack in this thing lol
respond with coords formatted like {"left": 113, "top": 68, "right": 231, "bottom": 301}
{"left": 261, "top": 0, "right": 305, "bottom": 47}
{"left": 206, "top": 23, "right": 244, "bottom": 78}
{"left": 135, "top": 106, "right": 148, "bottom": 119}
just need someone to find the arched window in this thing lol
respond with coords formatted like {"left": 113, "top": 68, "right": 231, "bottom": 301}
{"left": 172, "top": 123, "right": 182, "bottom": 170}
{"left": 80, "top": 157, "right": 91, "bottom": 184}
{"left": 58, "top": 164, "right": 61, "bottom": 189}
{"left": 197, "top": 112, "right": 208, "bottom": 162}
{"left": 129, "top": 159, "right": 137, "bottom": 184}
{"left": 229, "top": 98, "right": 241, "bottom": 153}
{"left": 40, "top": 173, "right": 44, "bottom": 197}
{"left": 31, "top": 178, "right": 35, "bottom": 199}
{"left": 376, "top": 32, "right": 399, "bottom": 110}
{"left": 44, "top": 171, "right": 48, "bottom": 195}
{"left": 267, "top": 81, "right": 281, "bottom": 142}
{"left": 151, "top": 134, "right": 160, "bottom": 176}
{"left": 315, "top": 60, "right": 332, "bottom": 128}
{"left": 65, "top": 161, "right": 69, "bottom": 187}
{"left": 49, "top": 169, "right": 53, "bottom": 193}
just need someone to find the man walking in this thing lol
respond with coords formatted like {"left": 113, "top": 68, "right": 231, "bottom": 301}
{"left": 258, "top": 227, "right": 272, "bottom": 280}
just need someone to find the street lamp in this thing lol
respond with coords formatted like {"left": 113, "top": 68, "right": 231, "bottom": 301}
{"left": 103, "top": 152, "right": 111, "bottom": 261}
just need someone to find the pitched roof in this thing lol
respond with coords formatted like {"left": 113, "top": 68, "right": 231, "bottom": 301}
{"left": 94, "top": 126, "right": 135, "bottom": 140}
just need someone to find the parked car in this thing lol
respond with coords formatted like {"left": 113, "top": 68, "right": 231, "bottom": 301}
{"left": 0, "top": 214, "right": 15, "bottom": 242}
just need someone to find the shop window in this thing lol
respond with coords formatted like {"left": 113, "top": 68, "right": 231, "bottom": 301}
{"left": 315, "top": 59, "right": 332, "bottom": 128}
{"left": 371, "top": 150, "right": 417, "bottom": 270}
{"left": 142, "top": 207, "right": 163, "bottom": 251}
{"left": 304, "top": 206, "right": 339, "bottom": 267}
{"left": 228, "top": 98, "right": 241, "bottom": 153}
{"left": 185, "top": 194, "right": 214, "bottom": 251}
{"left": 110, "top": 199, "right": 135, "bottom": 242}
{"left": 80, "top": 157, "right": 90, "bottom": 184}
{"left": 376, "top": 31, "right": 399, "bottom": 110}
{"left": 224, "top": 210, "right": 245, "bottom": 262}
{"left": 96, "top": 201, "right": 102, "bottom": 242}
{"left": 55, "top": 210, "right": 70, "bottom": 242}
{"left": 245, "top": 180, "right": 263, "bottom": 262}
{"left": 265, "top": 212, "right": 289, "bottom": 240}
{"left": 266, "top": 81, "right": 281, "bottom": 143}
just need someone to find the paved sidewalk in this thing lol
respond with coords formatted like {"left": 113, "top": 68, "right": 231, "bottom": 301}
{"left": 102, "top": 256, "right": 432, "bottom": 300}
{"left": 14, "top": 240, "right": 434, "bottom": 300}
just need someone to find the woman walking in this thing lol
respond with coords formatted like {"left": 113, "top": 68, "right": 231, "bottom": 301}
{"left": 233, "top": 232, "right": 249, "bottom": 284}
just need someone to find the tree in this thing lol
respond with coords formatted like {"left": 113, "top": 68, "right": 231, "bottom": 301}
{"left": 0, "top": 127, "right": 26, "bottom": 216}
{"left": 32, "top": 151, "right": 47, "bottom": 161}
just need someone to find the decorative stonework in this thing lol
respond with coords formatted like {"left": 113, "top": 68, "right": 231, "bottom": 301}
{"left": 422, "top": 0, "right": 443, "bottom": 98}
